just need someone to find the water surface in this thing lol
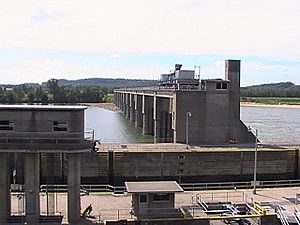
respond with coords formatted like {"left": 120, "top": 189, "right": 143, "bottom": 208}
{"left": 85, "top": 106, "right": 300, "bottom": 143}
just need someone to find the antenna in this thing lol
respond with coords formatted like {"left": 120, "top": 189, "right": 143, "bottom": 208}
{"left": 194, "top": 65, "right": 201, "bottom": 80}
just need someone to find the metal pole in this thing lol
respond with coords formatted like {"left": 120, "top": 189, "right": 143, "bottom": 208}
{"left": 186, "top": 113, "right": 189, "bottom": 146}
{"left": 253, "top": 129, "right": 258, "bottom": 194}
{"left": 186, "top": 112, "right": 191, "bottom": 148}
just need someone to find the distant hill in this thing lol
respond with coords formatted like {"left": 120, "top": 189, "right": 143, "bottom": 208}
{"left": 41, "top": 78, "right": 158, "bottom": 88}
{"left": 241, "top": 82, "right": 300, "bottom": 97}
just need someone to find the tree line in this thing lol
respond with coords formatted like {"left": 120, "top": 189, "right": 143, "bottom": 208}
{"left": 0, "top": 79, "right": 113, "bottom": 104}
{"left": 241, "top": 82, "right": 300, "bottom": 98}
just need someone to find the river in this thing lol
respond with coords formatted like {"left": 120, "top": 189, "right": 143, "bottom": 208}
{"left": 85, "top": 106, "right": 300, "bottom": 143}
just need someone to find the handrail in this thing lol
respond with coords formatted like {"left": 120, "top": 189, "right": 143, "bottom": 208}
{"left": 277, "top": 205, "right": 290, "bottom": 225}
{"left": 0, "top": 130, "right": 94, "bottom": 144}
{"left": 294, "top": 208, "right": 300, "bottom": 225}
{"left": 36, "top": 178, "right": 300, "bottom": 194}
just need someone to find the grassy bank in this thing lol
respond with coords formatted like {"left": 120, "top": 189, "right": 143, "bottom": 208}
{"left": 241, "top": 97, "right": 300, "bottom": 105}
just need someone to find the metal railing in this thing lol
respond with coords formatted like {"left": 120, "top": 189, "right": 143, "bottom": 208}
{"left": 294, "top": 208, "right": 300, "bottom": 225}
{"left": 277, "top": 205, "right": 290, "bottom": 225}
{"left": 37, "top": 178, "right": 300, "bottom": 194}
{"left": 40, "top": 184, "right": 126, "bottom": 194}
{"left": 0, "top": 129, "right": 94, "bottom": 145}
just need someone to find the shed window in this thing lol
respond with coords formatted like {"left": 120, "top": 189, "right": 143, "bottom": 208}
{"left": 0, "top": 121, "right": 14, "bottom": 131}
{"left": 140, "top": 194, "right": 147, "bottom": 203}
{"left": 222, "top": 82, "right": 228, "bottom": 89}
{"left": 178, "top": 155, "right": 185, "bottom": 160}
{"left": 53, "top": 121, "right": 68, "bottom": 132}
{"left": 216, "top": 82, "right": 228, "bottom": 90}
{"left": 153, "top": 193, "right": 170, "bottom": 202}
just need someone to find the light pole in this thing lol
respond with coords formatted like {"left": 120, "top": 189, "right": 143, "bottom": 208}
{"left": 186, "top": 112, "right": 192, "bottom": 148}
{"left": 248, "top": 126, "right": 258, "bottom": 194}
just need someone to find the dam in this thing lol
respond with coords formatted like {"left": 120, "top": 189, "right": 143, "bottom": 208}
{"left": 114, "top": 60, "right": 255, "bottom": 144}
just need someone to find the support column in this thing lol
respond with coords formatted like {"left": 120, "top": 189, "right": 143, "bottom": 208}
{"left": 124, "top": 93, "right": 129, "bottom": 119}
{"left": 67, "top": 153, "right": 81, "bottom": 225}
{"left": 142, "top": 94, "right": 148, "bottom": 134}
{"left": 0, "top": 152, "right": 10, "bottom": 223}
{"left": 121, "top": 93, "right": 125, "bottom": 112}
{"left": 135, "top": 94, "right": 142, "bottom": 127}
{"left": 171, "top": 95, "right": 177, "bottom": 143}
{"left": 129, "top": 93, "right": 135, "bottom": 122}
{"left": 153, "top": 93, "right": 157, "bottom": 143}
{"left": 25, "top": 153, "right": 40, "bottom": 224}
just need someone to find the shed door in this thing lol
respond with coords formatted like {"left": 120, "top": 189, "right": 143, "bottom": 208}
{"left": 138, "top": 194, "right": 148, "bottom": 216}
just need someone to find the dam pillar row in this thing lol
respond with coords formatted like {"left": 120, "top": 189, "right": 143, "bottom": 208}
{"left": 135, "top": 94, "right": 143, "bottom": 128}
{"left": 142, "top": 94, "right": 148, "bottom": 134}
{"left": 130, "top": 93, "right": 135, "bottom": 122}
{"left": 125, "top": 93, "right": 130, "bottom": 119}
{"left": 67, "top": 153, "right": 81, "bottom": 225}
{"left": 153, "top": 93, "right": 157, "bottom": 143}
{"left": 122, "top": 93, "right": 126, "bottom": 113}
{"left": 124, "top": 93, "right": 128, "bottom": 117}
{"left": 114, "top": 92, "right": 118, "bottom": 108}
{"left": 118, "top": 92, "right": 121, "bottom": 110}
{"left": 0, "top": 152, "right": 10, "bottom": 223}
{"left": 120, "top": 93, "right": 124, "bottom": 111}
{"left": 25, "top": 153, "right": 40, "bottom": 224}
{"left": 117, "top": 92, "right": 121, "bottom": 109}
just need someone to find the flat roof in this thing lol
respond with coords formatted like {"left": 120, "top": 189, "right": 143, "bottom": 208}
{"left": 125, "top": 181, "right": 184, "bottom": 193}
{"left": 0, "top": 104, "right": 87, "bottom": 111}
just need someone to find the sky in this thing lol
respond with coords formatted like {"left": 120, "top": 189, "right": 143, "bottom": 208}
{"left": 0, "top": 0, "right": 299, "bottom": 86}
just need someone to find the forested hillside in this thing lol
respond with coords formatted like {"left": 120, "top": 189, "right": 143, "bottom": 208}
{"left": 1, "top": 78, "right": 299, "bottom": 104}
{"left": 42, "top": 78, "right": 157, "bottom": 87}
{"left": 0, "top": 77, "right": 157, "bottom": 104}
{"left": 241, "top": 82, "right": 300, "bottom": 97}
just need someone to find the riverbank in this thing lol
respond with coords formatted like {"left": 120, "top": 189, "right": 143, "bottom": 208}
{"left": 81, "top": 103, "right": 120, "bottom": 111}
{"left": 82, "top": 102, "right": 300, "bottom": 110}
{"left": 241, "top": 102, "right": 300, "bottom": 109}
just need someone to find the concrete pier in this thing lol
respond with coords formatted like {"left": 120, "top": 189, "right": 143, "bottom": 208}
{"left": 25, "top": 153, "right": 40, "bottom": 224}
{"left": 67, "top": 153, "right": 81, "bottom": 225}
{"left": 0, "top": 153, "right": 10, "bottom": 223}
{"left": 135, "top": 94, "right": 143, "bottom": 128}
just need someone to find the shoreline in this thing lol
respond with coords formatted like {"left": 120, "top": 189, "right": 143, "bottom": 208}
{"left": 241, "top": 102, "right": 300, "bottom": 109}
{"left": 80, "top": 103, "right": 120, "bottom": 111}
{"left": 82, "top": 102, "right": 300, "bottom": 110}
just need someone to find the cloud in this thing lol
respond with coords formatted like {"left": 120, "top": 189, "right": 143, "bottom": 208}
{"left": 0, "top": 0, "right": 299, "bottom": 60}
{"left": 109, "top": 54, "right": 121, "bottom": 59}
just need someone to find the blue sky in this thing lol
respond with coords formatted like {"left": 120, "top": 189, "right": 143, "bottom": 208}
{"left": 0, "top": 0, "right": 299, "bottom": 86}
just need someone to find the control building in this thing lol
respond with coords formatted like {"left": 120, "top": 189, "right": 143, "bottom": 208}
{"left": 0, "top": 105, "right": 94, "bottom": 224}
{"left": 114, "top": 60, "right": 255, "bottom": 144}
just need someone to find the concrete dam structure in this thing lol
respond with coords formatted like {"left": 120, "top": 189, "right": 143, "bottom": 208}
{"left": 114, "top": 60, "right": 255, "bottom": 144}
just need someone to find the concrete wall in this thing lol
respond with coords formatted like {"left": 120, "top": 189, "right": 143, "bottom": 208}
{"left": 0, "top": 109, "right": 92, "bottom": 151}
{"left": 12, "top": 148, "right": 298, "bottom": 185}
{"left": 0, "top": 109, "right": 84, "bottom": 133}
{"left": 91, "top": 149, "right": 292, "bottom": 185}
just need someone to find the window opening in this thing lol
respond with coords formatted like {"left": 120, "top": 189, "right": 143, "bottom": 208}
{"left": 53, "top": 121, "right": 68, "bottom": 132}
{"left": 0, "top": 121, "right": 14, "bottom": 131}
{"left": 140, "top": 194, "right": 147, "bottom": 203}
{"left": 153, "top": 193, "right": 170, "bottom": 202}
